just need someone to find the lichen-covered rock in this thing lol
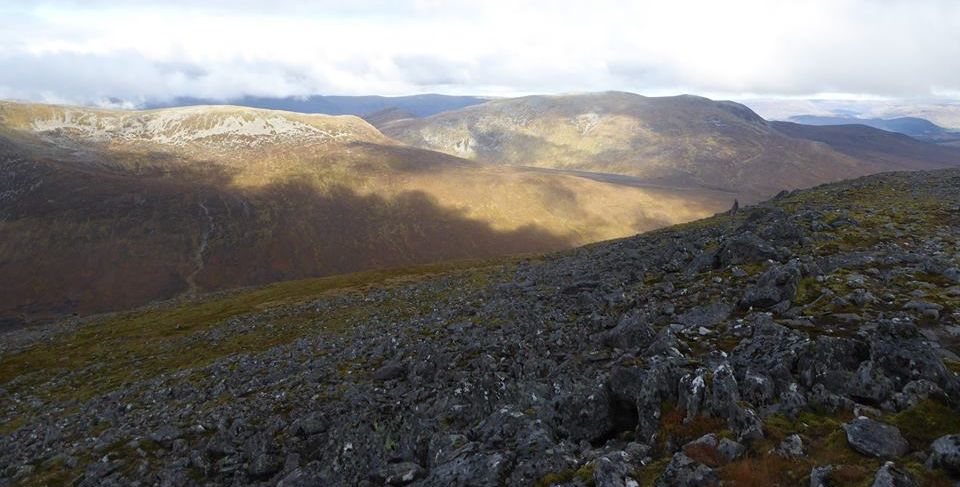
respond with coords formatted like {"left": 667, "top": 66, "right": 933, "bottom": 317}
{"left": 372, "top": 362, "right": 407, "bottom": 381}
{"left": 681, "top": 433, "right": 745, "bottom": 465}
{"left": 248, "top": 453, "right": 284, "bottom": 479}
{"left": 776, "top": 434, "right": 805, "bottom": 458}
{"left": 677, "top": 303, "right": 732, "bottom": 330}
{"left": 809, "top": 465, "right": 833, "bottom": 487}
{"left": 601, "top": 312, "right": 656, "bottom": 350}
{"left": 149, "top": 424, "right": 183, "bottom": 449}
{"left": 741, "top": 261, "right": 802, "bottom": 308}
{"left": 928, "top": 434, "right": 960, "bottom": 475}
{"left": 716, "top": 232, "right": 779, "bottom": 267}
{"left": 842, "top": 418, "right": 909, "bottom": 459}
{"left": 846, "top": 361, "right": 896, "bottom": 405}
{"left": 717, "top": 438, "right": 746, "bottom": 464}
{"left": 868, "top": 321, "right": 960, "bottom": 399}
{"left": 418, "top": 452, "right": 511, "bottom": 487}
{"left": 372, "top": 461, "right": 425, "bottom": 486}
{"left": 592, "top": 451, "right": 637, "bottom": 487}
{"left": 655, "top": 452, "right": 718, "bottom": 487}
{"left": 870, "top": 462, "right": 917, "bottom": 487}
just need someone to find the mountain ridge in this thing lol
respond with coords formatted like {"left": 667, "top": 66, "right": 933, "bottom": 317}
{"left": 0, "top": 102, "right": 389, "bottom": 156}
{"left": 0, "top": 99, "right": 730, "bottom": 327}
{"left": 786, "top": 114, "right": 960, "bottom": 143}
{"left": 381, "top": 91, "right": 958, "bottom": 200}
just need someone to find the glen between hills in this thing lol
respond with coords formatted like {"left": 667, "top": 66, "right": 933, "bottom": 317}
{"left": 2, "top": 92, "right": 959, "bottom": 328}
{"left": 0, "top": 101, "right": 727, "bottom": 327}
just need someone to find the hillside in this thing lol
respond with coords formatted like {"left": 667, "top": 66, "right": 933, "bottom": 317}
{"left": 772, "top": 121, "right": 960, "bottom": 169}
{"left": 0, "top": 101, "right": 730, "bottom": 328}
{"left": 2, "top": 169, "right": 959, "bottom": 486}
{"left": 364, "top": 107, "right": 418, "bottom": 128}
{"left": 786, "top": 115, "right": 960, "bottom": 143}
{"left": 383, "top": 92, "right": 960, "bottom": 199}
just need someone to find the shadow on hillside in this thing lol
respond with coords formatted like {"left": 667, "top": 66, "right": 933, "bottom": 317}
{"left": 0, "top": 154, "right": 576, "bottom": 329}
{"left": 194, "top": 178, "right": 576, "bottom": 291}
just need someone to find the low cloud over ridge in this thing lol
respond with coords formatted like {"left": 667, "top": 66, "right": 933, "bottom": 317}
{"left": 1, "top": 0, "right": 959, "bottom": 105}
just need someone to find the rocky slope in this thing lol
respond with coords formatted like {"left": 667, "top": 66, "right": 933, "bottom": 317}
{"left": 2, "top": 170, "right": 959, "bottom": 486}
{"left": 382, "top": 92, "right": 960, "bottom": 200}
{"left": 0, "top": 101, "right": 729, "bottom": 328}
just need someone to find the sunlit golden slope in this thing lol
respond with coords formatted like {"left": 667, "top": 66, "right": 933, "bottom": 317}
{"left": 382, "top": 91, "right": 960, "bottom": 200}
{"left": 0, "top": 101, "right": 730, "bottom": 327}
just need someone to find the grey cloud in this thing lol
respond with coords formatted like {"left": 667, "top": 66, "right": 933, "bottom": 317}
{"left": 0, "top": 52, "right": 333, "bottom": 105}
{"left": 3, "top": 0, "right": 960, "bottom": 104}
{"left": 392, "top": 55, "right": 473, "bottom": 86}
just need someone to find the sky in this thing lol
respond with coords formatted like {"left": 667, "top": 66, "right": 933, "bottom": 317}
{"left": 1, "top": 0, "right": 959, "bottom": 106}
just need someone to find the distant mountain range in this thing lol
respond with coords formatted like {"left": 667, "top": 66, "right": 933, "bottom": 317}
{"left": 772, "top": 121, "right": 960, "bottom": 167}
{"left": 2, "top": 92, "right": 960, "bottom": 327}
{"left": 786, "top": 115, "right": 960, "bottom": 143}
{"left": 743, "top": 98, "right": 960, "bottom": 131}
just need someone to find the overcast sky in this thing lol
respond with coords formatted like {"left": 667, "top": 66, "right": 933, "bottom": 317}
{"left": 1, "top": 0, "right": 959, "bottom": 106}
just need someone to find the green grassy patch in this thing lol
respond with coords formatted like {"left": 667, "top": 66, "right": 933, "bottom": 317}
{"left": 634, "top": 456, "right": 670, "bottom": 487}
{"left": 535, "top": 462, "right": 596, "bottom": 487}
{"left": 794, "top": 276, "right": 821, "bottom": 306}
{"left": 946, "top": 361, "right": 960, "bottom": 375}
{"left": 888, "top": 399, "right": 960, "bottom": 449}
{"left": 0, "top": 258, "right": 507, "bottom": 404}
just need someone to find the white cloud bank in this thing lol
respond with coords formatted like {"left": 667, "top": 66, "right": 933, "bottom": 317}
{"left": 1, "top": 0, "right": 959, "bottom": 105}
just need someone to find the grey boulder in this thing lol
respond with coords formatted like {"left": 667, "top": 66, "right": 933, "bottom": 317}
{"left": 841, "top": 417, "right": 909, "bottom": 459}
{"left": 928, "top": 434, "right": 960, "bottom": 475}
{"left": 870, "top": 462, "right": 917, "bottom": 487}
{"left": 654, "top": 452, "right": 718, "bottom": 487}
